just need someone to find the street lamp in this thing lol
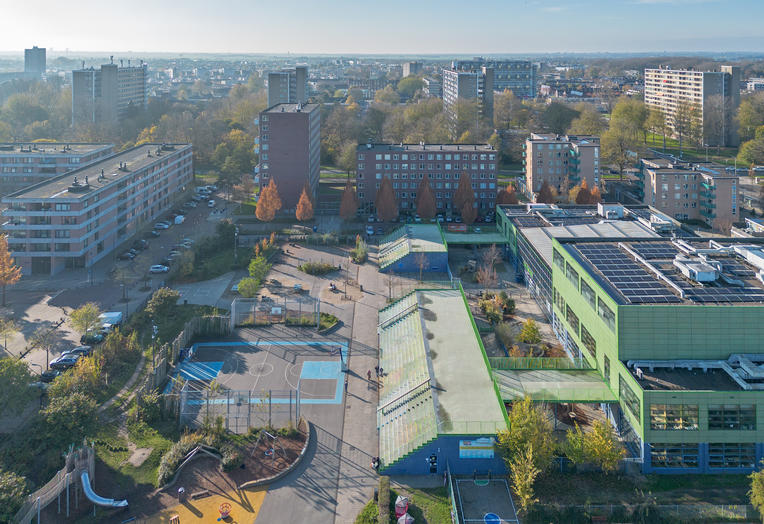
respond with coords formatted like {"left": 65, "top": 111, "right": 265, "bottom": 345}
{"left": 234, "top": 227, "right": 239, "bottom": 263}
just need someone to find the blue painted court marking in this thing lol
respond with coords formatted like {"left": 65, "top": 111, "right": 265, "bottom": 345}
{"left": 484, "top": 513, "right": 500, "bottom": 524}
{"left": 190, "top": 340, "right": 348, "bottom": 366}
{"left": 163, "top": 361, "right": 224, "bottom": 394}
{"left": 300, "top": 360, "right": 341, "bottom": 380}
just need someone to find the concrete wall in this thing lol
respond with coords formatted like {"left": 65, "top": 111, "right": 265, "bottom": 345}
{"left": 381, "top": 435, "right": 506, "bottom": 476}
{"left": 380, "top": 251, "right": 448, "bottom": 274}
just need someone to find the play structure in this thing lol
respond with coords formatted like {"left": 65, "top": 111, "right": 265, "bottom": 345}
{"left": 11, "top": 442, "right": 128, "bottom": 523}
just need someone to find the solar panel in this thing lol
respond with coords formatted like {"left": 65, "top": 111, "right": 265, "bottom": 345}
{"left": 513, "top": 216, "right": 547, "bottom": 228}
{"left": 630, "top": 243, "right": 679, "bottom": 260}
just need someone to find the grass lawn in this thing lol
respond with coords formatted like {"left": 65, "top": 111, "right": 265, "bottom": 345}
{"left": 645, "top": 132, "right": 739, "bottom": 163}
{"left": 96, "top": 351, "right": 141, "bottom": 404}
{"left": 130, "top": 304, "right": 226, "bottom": 346}
{"left": 387, "top": 487, "right": 452, "bottom": 524}
{"left": 355, "top": 500, "right": 378, "bottom": 523}
{"left": 234, "top": 202, "right": 256, "bottom": 215}
{"left": 535, "top": 472, "right": 750, "bottom": 506}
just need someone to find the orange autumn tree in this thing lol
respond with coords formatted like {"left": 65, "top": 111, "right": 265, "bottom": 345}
{"left": 453, "top": 172, "right": 474, "bottom": 211}
{"left": 536, "top": 181, "right": 556, "bottom": 204}
{"left": 416, "top": 173, "right": 437, "bottom": 219}
{"left": 461, "top": 200, "right": 477, "bottom": 225}
{"left": 375, "top": 177, "right": 399, "bottom": 222}
{"left": 256, "top": 178, "right": 282, "bottom": 222}
{"left": 295, "top": 185, "right": 314, "bottom": 222}
{"left": 0, "top": 234, "right": 21, "bottom": 306}
{"left": 339, "top": 178, "right": 359, "bottom": 220}
{"left": 575, "top": 179, "right": 592, "bottom": 204}
{"left": 497, "top": 183, "right": 519, "bottom": 204}
{"left": 590, "top": 185, "right": 603, "bottom": 204}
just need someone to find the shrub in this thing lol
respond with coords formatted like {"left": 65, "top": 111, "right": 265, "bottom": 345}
{"left": 378, "top": 476, "right": 390, "bottom": 523}
{"left": 298, "top": 261, "right": 336, "bottom": 275}
{"left": 157, "top": 432, "right": 205, "bottom": 486}
{"left": 220, "top": 443, "right": 243, "bottom": 471}
{"left": 518, "top": 319, "right": 542, "bottom": 344}
{"left": 319, "top": 312, "right": 339, "bottom": 330}
{"left": 498, "top": 291, "right": 516, "bottom": 314}
{"left": 248, "top": 256, "right": 272, "bottom": 281}
{"left": 238, "top": 277, "right": 260, "bottom": 298}
{"left": 130, "top": 390, "right": 161, "bottom": 424}
{"left": 479, "top": 295, "right": 504, "bottom": 324}
{"left": 0, "top": 468, "right": 28, "bottom": 522}
{"left": 494, "top": 322, "right": 514, "bottom": 348}
{"left": 42, "top": 392, "right": 98, "bottom": 442}
{"left": 350, "top": 236, "right": 368, "bottom": 264}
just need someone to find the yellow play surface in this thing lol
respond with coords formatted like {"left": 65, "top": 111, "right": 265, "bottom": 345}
{"left": 146, "top": 486, "right": 267, "bottom": 523}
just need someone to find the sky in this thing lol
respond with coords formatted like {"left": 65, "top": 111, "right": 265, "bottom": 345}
{"left": 1, "top": 0, "right": 763, "bottom": 55}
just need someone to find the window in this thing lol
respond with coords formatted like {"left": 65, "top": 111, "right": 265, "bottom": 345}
{"left": 554, "top": 288, "right": 565, "bottom": 313}
{"left": 553, "top": 249, "right": 565, "bottom": 271}
{"left": 708, "top": 405, "right": 756, "bottom": 430}
{"left": 598, "top": 298, "right": 615, "bottom": 332}
{"left": 580, "top": 324, "right": 596, "bottom": 360}
{"left": 650, "top": 443, "right": 699, "bottom": 468}
{"left": 603, "top": 355, "right": 610, "bottom": 384}
{"left": 619, "top": 375, "right": 641, "bottom": 422}
{"left": 565, "top": 262, "right": 579, "bottom": 288}
{"left": 709, "top": 443, "right": 756, "bottom": 469}
{"left": 650, "top": 404, "right": 699, "bottom": 431}
{"left": 566, "top": 305, "right": 579, "bottom": 337}
{"left": 54, "top": 203, "right": 70, "bottom": 211}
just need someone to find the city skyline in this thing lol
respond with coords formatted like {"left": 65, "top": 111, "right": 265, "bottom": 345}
{"left": 1, "top": 0, "right": 763, "bottom": 55}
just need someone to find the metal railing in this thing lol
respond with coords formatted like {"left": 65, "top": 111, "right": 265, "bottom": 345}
{"left": 378, "top": 302, "right": 419, "bottom": 330}
{"left": 489, "top": 356, "right": 591, "bottom": 370}
{"left": 378, "top": 378, "right": 431, "bottom": 415}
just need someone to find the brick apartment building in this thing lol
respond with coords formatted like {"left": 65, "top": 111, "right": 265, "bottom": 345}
{"left": 0, "top": 143, "right": 114, "bottom": 196}
{"left": 257, "top": 103, "right": 320, "bottom": 210}
{"left": 72, "top": 58, "right": 148, "bottom": 125}
{"left": 639, "top": 158, "right": 739, "bottom": 231}
{"left": 644, "top": 65, "right": 741, "bottom": 147}
{"left": 523, "top": 133, "right": 600, "bottom": 196}
{"left": 2, "top": 144, "right": 192, "bottom": 275}
{"left": 356, "top": 143, "right": 498, "bottom": 216}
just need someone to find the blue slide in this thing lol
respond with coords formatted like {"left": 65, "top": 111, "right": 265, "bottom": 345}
{"left": 80, "top": 472, "right": 128, "bottom": 508}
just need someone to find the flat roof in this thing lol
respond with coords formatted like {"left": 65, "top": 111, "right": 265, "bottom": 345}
{"left": 0, "top": 143, "right": 113, "bottom": 155}
{"left": 263, "top": 103, "right": 318, "bottom": 114}
{"left": 630, "top": 367, "right": 742, "bottom": 391}
{"left": 563, "top": 239, "right": 764, "bottom": 305}
{"left": 494, "top": 368, "right": 617, "bottom": 403}
{"left": 417, "top": 289, "right": 506, "bottom": 434}
{"left": 408, "top": 224, "right": 447, "bottom": 253}
{"left": 358, "top": 143, "right": 495, "bottom": 153}
{"left": 4, "top": 144, "right": 190, "bottom": 201}
{"left": 442, "top": 230, "right": 507, "bottom": 245}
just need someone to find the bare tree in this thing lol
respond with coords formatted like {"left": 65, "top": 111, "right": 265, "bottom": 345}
{"left": 414, "top": 252, "right": 428, "bottom": 282}
{"left": 477, "top": 244, "right": 500, "bottom": 291}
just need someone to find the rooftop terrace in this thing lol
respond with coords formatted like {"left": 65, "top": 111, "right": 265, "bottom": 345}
{"left": 4, "top": 144, "right": 190, "bottom": 201}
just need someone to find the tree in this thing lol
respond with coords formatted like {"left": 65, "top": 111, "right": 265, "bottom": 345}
{"left": 0, "top": 468, "right": 28, "bottom": 522}
{"left": 738, "top": 137, "right": 764, "bottom": 166}
{"left": 567, "top": 103, "right": 606, "bottom": 136}
{"left": 256, "top": 178, "right": 282, "bottom": 222}
{"left": 611, "top": 97, "right": 649, "bottom": 144}
{"left": 146, "top": 287, "right": 180, "bottom": 322}
{"left": 674, "top": 101, "right": 699, "bottom": 155}
{"left": 295, "top": 185, "right": 314, "bottom": 222}
{"left": 738, "top": 92, "right": 764, "bottom": 141}
{"left": 564, "top": 423, "right": 588, "bottom": 466}
{"left": 237, "top": 277, "right": 260, "bottom": 298}
{"left": 374, "top": 85, "right": 400, "bottom": 105}
{"left": 497, "top": 183, "right": 519, "bottom": 204}
{"left": 42, "top": 391, "right": 97, "bottom": 439}
{"left": 0, "top": 235, "right": 21, "bottom": 307}
{"left": 510, "top": 444, "right": 540, "bottom": 515}
{"left": 69, "top": 302, "right": 102, "bottom": 336}
{"left": 415, "top": 252, "right": 428, "bottom": 282}
{"left": 0, "top": 357, "right": 34, "bottom": 415}
{"left": 453, "top": 173, "right": 474, "bottom": 212}
{"left": 542, "top": 102, "right": 579, "bottom": 135}
{"left": 497, "top": 395, "right": 555, "bottom": 472}
{"left": 477, "top": 244, "right": 500, "bottom": 292}
{"left": 494, "top": 89, "right": 519, "bottom": 130}
{"left": 575, "top": 180, "right": 592, "bottom": 204}
{"left": 749, "top": 462, "right": 764, "bottom": 521}
{"left": 339, "top": 178, "right": 359, "bottom": 220}
{"left": 248, "top": 256, "right": 271, "bottom": 282}
{"left": 397, "top": 76, "right": 424, "bottom": 99}
{"left": 461, "top": 200, "right": 477, "bottom": 225}
{"left": 536, "top": 181, "right": 555, "bottom": 204}
{"left": 416, "top": 173, "right": 437, "bottom": 219}
{"left": 518, "top": 319, "right": 541, "bottom": 344}
{"left": 646, "top": 108, "right": 667, "bottom": 150}
{"left": 589, "top": 185, "right": 603, "bottom": 204}
{"left": 0, "top": 317, "right": 17, "bottom": 352}
{"left": 586, "top": 420, "right": 625, "bottom": 473}
{"left": 375, "top": 177, "right": 399, "bottom": 222}
{"left": 601, "top": 121, "right": 634, "bottom": 181}
{"left": 30, "top": 325, "right": 56, "bottom": 370}
{"left": 338, "top": 140, "right": 358, "bottom": 176}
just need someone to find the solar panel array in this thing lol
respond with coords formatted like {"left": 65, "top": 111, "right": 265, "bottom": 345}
{"left": 630, "top": 243, "right": 679, "bottom": 260}
{"left": 547, "top": 216, "right": 601, "bottom": 226}
{"left": 575, "top": 243, "right": 682, "bottom": 304}
{"left": 513, "top": 216, "right": 548, "bottom": 228}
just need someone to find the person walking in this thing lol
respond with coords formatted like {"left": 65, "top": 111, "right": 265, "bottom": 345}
{"left": 367, "top": 369, "right": 372, "bottom": 381}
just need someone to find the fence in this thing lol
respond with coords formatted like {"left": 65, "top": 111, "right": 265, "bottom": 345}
{"left": 231, "top": 296, "right": 319, "bottom": 328}
{"left": 488, "top": 356, "right": 591, "bottom": 370}
{"left": 179, "top": 387, "right": 300, "bottom": 434}
{"left": 386, "top": 278, "right": 461, "bottom": 301}
{"left": 446, "top": 461, "right": 461, "bottom": 524}
{"left": 533, "top": 503, "right": 757, "bottom": 521}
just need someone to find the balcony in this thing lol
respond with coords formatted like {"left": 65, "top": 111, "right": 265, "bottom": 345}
{"left": 700, "top": 207, "right": 716, "bottom": 219}
{"left": 700, "top": 200, "right": 716, "bottom": 209}
{"left": 701, "top": 182, "right": 716, "bottom": 191}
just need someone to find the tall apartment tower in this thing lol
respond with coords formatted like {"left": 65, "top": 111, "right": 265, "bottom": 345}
{"left": 442, "top": 66, "right": 494, "bottom": 136}
{"left": 24, "top": 46, "right": 46, "bottom": 75}
{"left": 402, "top": 61, "right": 423, "bottom": 77}
{"left": 267, "top": 66, "right": 308, "bottom": 107}
{"left": 524, "top": 133, "right": 600, "bottom": 196}
{"left": 644, "top": 65, "right": 741, "bottom": 147}
{"left": 257, "top": 103, "right": 320, "bottom": 209}
{"left": 71, "top": 58, "right": 148, "bottom": 125}
{"left": 452, "top": 59, "right": 536, "bottom": 98}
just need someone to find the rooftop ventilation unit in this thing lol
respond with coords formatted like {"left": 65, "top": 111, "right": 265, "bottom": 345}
{"left": 597, "top": 203, "right": 624, "bottom": 219}
{"left": 673, "top": 255, "right": 719, "bottom": 283}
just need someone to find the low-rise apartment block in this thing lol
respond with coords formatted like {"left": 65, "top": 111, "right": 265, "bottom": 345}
{"left": 523, "top": 133, "right": 600, "bottom": 196}
{"left": 644, "top": 65, "right": 741, "bottom": 147}
{"left": 2, "top": 144, "right": 192, "bottom": 275}
{"left": 257, "top": 103, "right": 320, "bottom": 209}
{"left": 639, "top": 158, "right": 739, "bottom": 231}
{"left": 0, "top": 143, "right": 114, "bottom": 196}
{"left": 356, "top": 143, "right": 498, "bottom": 216}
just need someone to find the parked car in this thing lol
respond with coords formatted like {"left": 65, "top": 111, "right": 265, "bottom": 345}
{"left": 208, "top": 199, "right": 215, "bottom": 208}
{"left": 149, "top": 230, "right": 161, "bottom": 237}
{"left": 192, "top": 194, "right": 204, "bottom": 202}
{"left": 167, "top": 252, "right": 182, "bottom": 260}
{"left": 161, "top": 257, "right": 173, "bottom": 266}
{"left": 376, "top": 227, "right": 384, "bottom": 235}
{"left": 132, "top": 239, "right": 148, "bottom": 251}
{"left": 365, "top": 225, "right": 374, "bottom": 236}
{"left": 182, "top": 238, "right": 194, "bottom": 244}
{"left": 40, "top": 370, "right": 61, "bottom": 383}
{"left": 49, "top": 355, "right": 80, "bottom": 370}
{"left": 208, "top": 185, "right": 218, "bottom": 191}
{"left": 368, "top": 215, "right": 376, "bottom": 223}
{"left": 118, "top": 251, "right": 136, "bottom": 261}
{"left": 154, "top": 222, "right": 170, "bottom": 230}
{"left": 63, "top": 346, "right": 92, "bottom": 358}
{"left": 80, "top": 331, "right": 104, "bottom": 345}
{"left": 184, "top": 201, "right": 197, "bottom": 208}
{"left": 150, "top": 264, "right": 170, "bottom": 274}
{"left": 414, "top": 214, "right": 422, "bottom": 223}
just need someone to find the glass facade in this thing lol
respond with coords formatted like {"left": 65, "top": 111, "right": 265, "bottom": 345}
{"left": 598, "top": 298, "right": 615, "bottom": 332}
{"left": 619, "top": 375, "right": 641, "bottom": 423}
{"left": 566, "top": 305, "right": 580, "bottom": 337}
{"left": 581, "top": 279, "right": 596, "bottom": 309}
{"left": 651, "top": 443, "right": 699, "bottom": 468}
{"left": 581, "top": 324, "right": 596, "bottom": 360}
{"left": 709, "top": 443, "right": 756, "bottom": 469}
{"left": 649, "top": 404, "right": 699, "bottom": 431}
{"left": 708, "top": 404, "right": 756, "bottom": 431}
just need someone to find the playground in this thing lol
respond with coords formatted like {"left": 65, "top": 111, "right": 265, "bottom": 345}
{"left": 452, "top": 475, "right": 519, "bottom": 523}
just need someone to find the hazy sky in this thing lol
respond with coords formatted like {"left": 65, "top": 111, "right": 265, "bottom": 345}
{"left": 1, "top": 0, "right": 763, "bottom": 55}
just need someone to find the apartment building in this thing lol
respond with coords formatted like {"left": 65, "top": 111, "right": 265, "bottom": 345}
{"left": 644, "top": 65, "right": 741, "bottom": 147}
{"left": 442, "top": 67, "right": 494, "bottom": 135}
{"left": 2, "top": 144, "right": 192, "bottom": 275}
{"left": 640, "top": 158, "right": 739, "bottom": 231}
{"left": 72, "top": 58, "right": 148, "bottom": 125}
{"left": 422, "top": 77, "right": 441, "bottom": 98}
{"left": 24, "top": 46, "right": 46, "bottom": 75}
{"left": 0, "top": 143, "right": 114, "bottom": 196}
{"left": 402, "top": 61, "right": 423, "bottom": 78}
{"left": 452, "top": 59, "right": 536, "bottom": 98}
{"left": 257, "top": 103, "right": 320, "bottom": 209}
{"left": 355, "top": 143, "right": 498, "bottom": 216}
{"left": 267, "top": 66, "right": 308, "bottom": 107}
{"left": 523, "top": 133, "right": 600, "bottom": 196}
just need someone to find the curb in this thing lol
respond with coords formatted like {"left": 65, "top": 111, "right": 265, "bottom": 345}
{"left": 238, "top": 420, "right": 312, "bottom": 490}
